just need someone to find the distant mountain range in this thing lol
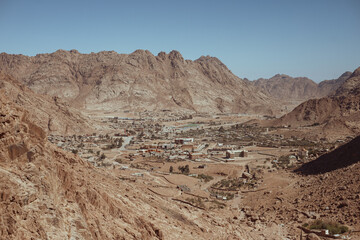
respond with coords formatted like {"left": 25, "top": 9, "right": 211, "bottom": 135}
{"left": 273, "top": 66, "right": 360, "bottom": 137}
{"left": 0, "top": 50, "right": 277, "bottom": 115}
{"left": 0, "top": 49, "right": 357, "bottom": 135}
{"left": 0, "top": 49, "right": 353, "bottom": 116}
{"left": 251, "top": 71, "right": 352, "bottom": 100}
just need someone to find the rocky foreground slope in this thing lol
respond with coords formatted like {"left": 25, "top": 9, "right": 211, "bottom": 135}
{"left": 0, "top": 91, "right": 268, "bottom": 239}
{"left": 0, "top": 50, "right": 275, "bottom": 114}
{"left": 241, "top": 136, "right": 360, "bottom": 239}
{"left": 293, "top": 136, "right": 360, "bottom": 227}
{"left": 272, "top": 67, "right": 360, "bottom": 138}
{"left": 0, "top": 71, "right": 92, "bottom": 135}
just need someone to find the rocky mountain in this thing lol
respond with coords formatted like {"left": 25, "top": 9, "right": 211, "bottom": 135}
{"left": 317, "top": 71, "right": 352, "bottom": 97}
{"left": 333, "top": 67, "right": 360, "bottom": 97}
{"left": 252, "top": 74, "right": 318, "bottom": 100}
{"left": 0, "top": 71, "right": 93, "bottom": 135}
{"left": 0, "top": 88, "right": 265, "bottom": 240}
{"left": 272, "top": 67, "right": 360, "bottom": 137}
{"left": 0, "top": 50, "right": 276, "bottom": 115}
{"left": 252, "top": 72, "right": 352, "bottom": 101}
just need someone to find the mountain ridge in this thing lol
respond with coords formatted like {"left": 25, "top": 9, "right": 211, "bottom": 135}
{"left": 271, "top": 66, "right": 360, "bottom": 138}
{"left": 0, "top": 49, "right": 277, "bottom": 115}
{"left": 251, "top": 71, "right": 352, "bottom": 101}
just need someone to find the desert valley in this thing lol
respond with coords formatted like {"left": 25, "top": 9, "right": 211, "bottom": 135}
{"left": 0, "top": 49, "right": 359, "bottom": 240}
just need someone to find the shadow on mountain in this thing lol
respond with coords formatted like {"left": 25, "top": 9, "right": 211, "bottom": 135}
{"left": 295, "top": 135, "right": 360, "bottom": 175}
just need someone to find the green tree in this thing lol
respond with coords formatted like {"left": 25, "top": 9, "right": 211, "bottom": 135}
{"left": 178, "top": 165, "right": 190, "bottom": 174}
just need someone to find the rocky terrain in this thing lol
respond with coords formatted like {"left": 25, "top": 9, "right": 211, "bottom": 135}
{"left": 240, "top": 137, "right": 360, "bottom": 239}
{"left": 1, "top": 90, "right": 290, "bottom": 239}
{"left": 252, "top": 71, "right": 352, "bottom": 101}
{"left": 252, "top": 74, "right": 319, "bottom": 100}
{"left": 293, "top": 136, "right": 360, "bottom": 227}
{"left": 271, "top": 67, "right": 360, "bottom": 139}
{"left": 317, "top": 71, "right": 352, "bottom": 97}
{"left": 1, "top": 48, "right": 359, "bottom": 240}
{"left": 0, "top": 71, "right": 93, "bottom": 135}
{"left": 0, "top": 50, "right": 276, "bottom": 115}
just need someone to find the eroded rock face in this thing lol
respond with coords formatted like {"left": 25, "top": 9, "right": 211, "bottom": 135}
{"left": 0, "top": 71, "right": 93, "bottom": 135}
{"left": 0, "top": 50, "right": 276, "bottom": 115}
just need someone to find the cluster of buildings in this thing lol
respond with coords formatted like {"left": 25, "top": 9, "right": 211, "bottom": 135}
{"left": 135, "top": 137, "right": 249, "bottom": 162}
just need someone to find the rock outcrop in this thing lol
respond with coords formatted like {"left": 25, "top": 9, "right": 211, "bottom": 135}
{"left": 0, "top": 71, "right": 92, "bottom": 135}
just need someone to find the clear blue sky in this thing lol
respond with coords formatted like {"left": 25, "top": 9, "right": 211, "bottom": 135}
{"left": 0, "top": 0, "right": 359, "bottom": 82}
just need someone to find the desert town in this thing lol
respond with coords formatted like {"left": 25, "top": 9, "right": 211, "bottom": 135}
{"left": 44, "top": 110, "right": 359, "bottom": 239}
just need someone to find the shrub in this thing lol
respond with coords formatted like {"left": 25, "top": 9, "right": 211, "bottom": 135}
{"left": 197, "top": 174, "right": 213, "bottom": 182}
{"left": 303, "top": 220, "right": 349, "bottom": 235}
{"left": 178, "top": 165, "right": 190, "bottom": 174}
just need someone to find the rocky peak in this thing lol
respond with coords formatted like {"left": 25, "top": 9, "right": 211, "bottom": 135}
{"left": 157, "top": 51, "right": 167, "bottom": 61}
{"left": 130, "top": 49, "right": 153, "bottom": 56}
{"left": 335, "top": 67, "right": 360, "bottom": 96}
{"left": 195, "top": 55, "right": 230, "bottom": 72}
{"left": 350, "top": 66, "right": 360, "bottom": 78}
{"left": 339, "top": 71, "right": 352, "bottom": 79}
{"left": 52, "top": 49, "right": 71, "bottom": 56}
{"left": 168, "top": 50, "right": 184, "bottom": 62}
{"left": 271, "top": 74, "right": 290, "bottom": 79}
{"left": 69, "top": 49, "right": 80, "bottom": 54}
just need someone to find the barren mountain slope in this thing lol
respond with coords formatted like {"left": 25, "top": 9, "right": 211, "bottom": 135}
{"left": 0, "top": 71, "right": 93, "bottom": 135}
{"left": 0, "top": 92, "right": 269, "bottom": 239}
{"left": 334, "top": 67, "right": 360, "bottom": 97}
{"left": 291, "top": 136, "right": 360, "bottom": 227}
{"left": 0, "top": 50, "right": 276, "bottom": 115}
{"left": 252, "top": 74, "right": 318, "bottom": 100}
{"left": 272, "top": 67, "right": 360, "bottom": 137}
{"left": 317, "top": 71, "right": 352, "bottom": 97}
{"left": 296, "top": 135, "right": 360, "bottom": 175}
{"left": 252, "top": 71, "right": 352, "bottom": 101}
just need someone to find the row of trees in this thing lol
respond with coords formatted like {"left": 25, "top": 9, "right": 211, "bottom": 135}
{"left": 169, "top": 165, "right": 190, "bottom": 174}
